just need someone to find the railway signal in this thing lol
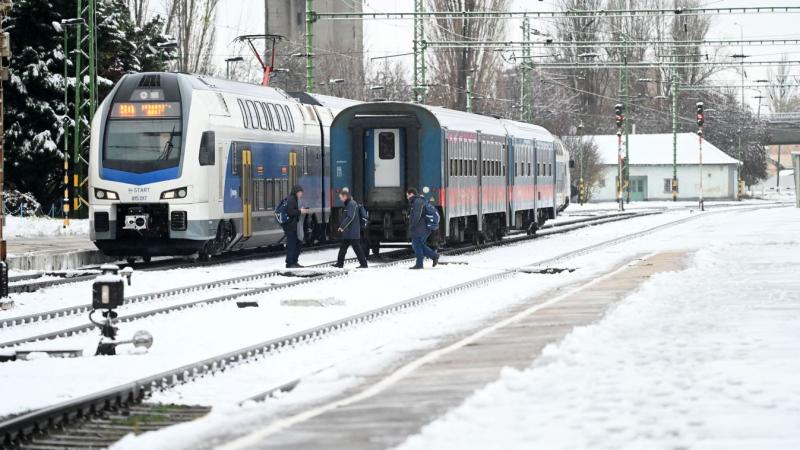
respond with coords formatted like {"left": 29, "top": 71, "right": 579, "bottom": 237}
{"left": 615, "top": 104, "right": 625, "bottom": 211}
{"left": 697, "top": 102, "right": 705, "bottom": 211}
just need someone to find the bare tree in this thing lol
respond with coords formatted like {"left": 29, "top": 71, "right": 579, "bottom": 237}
{"left": 126, "top": 0, "right": 150, "bottom": 27}
{"left": 766, "top": 55, "right": 800, "bottom": 115}
{"left": 425, "top": 0, "right": 510, "bottom": 110}
{"left": 365, "top": 60, "right": 413, "bottom": 102}
{"left": 163, "top": 0, "right": 219, "bottom": 74}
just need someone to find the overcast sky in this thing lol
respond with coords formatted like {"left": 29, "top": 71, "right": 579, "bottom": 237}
{"left": 214, "top": 0, "right": 800, "bottom": 111}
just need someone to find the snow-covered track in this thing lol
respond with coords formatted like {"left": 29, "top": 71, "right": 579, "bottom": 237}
{"left": 0, "top": 207, "right": 744, "bottom": 448}
{"left": 8, "top": 273, "right": 99, "bottom": 295}
{"left": 0, "top": 211, "right": 659, "bottom": 351}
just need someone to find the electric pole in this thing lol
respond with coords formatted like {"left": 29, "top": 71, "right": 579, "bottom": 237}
{"left": 412, "top": 0, "right": 426, "bottom": 103}
{"left": 305, "top": 0, "right": 315, "bottom": 92}
{"left": 520, "top": 16, "right": 532, "bottom": 123}
{"left": 0, "top": 0, "right": 10, "bottom": 299}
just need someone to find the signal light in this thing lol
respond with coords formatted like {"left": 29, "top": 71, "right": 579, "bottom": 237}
{"left": 614, "top": 103, "right": 624, "bottom": 128}
{"left": 696, "top": 102, "right": 705, "bottom": 127}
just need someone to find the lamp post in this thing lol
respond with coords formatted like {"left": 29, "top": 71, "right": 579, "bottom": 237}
{"left": 225, "top": 56, "right": 244, "bottom": 80}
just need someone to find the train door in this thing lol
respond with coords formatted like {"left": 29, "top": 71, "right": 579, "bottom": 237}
{"left": 372, "top": 129, "right": 401, "bottom": 187}
{"left": 241, "top": 148, "right": 253, "bottom": 238}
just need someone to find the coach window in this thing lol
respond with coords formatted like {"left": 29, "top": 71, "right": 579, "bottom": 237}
{"left": 269, "top": 104, "right": 285, "bottom": 131}
{"left": 237, "top": 99, "right": 249, "bottom": 128}
{"left": 231, "top": 143, "right": 239, "bottom": 175}
{"left": 253, "top": 102, "right": 266, "bottom": 130}
{"left": 257, "top": 103, "right": 272, "bottom": 130}
{"left": 283, "top": 105, "right": 295, "bottom": 132}
{"left": 261, "top": 102, "right": 275, "bottom": 130}
{"left": 245, "top": 100, "right": 260, "bottom": 129}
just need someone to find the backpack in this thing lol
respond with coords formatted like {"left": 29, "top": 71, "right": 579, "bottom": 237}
{"left": 423, "top": 202, "right": 440, "bottom": 231}
{"left": 358, "top": 204, "right": 369, "bottom": 230}
{"left": 274, "top": 197, "right": 289, "bottom": 225}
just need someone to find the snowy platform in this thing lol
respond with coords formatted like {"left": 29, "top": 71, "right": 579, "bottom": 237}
{"left": 7, "top": 236, "right": 111, "bottom": 271}
{"left": 222, "top": 252, "right": 688, "bottom": 450}
{"left": 3, "top": 217, "right": 111, "bottom": 271}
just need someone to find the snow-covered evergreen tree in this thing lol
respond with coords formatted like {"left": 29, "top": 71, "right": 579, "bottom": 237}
{"left": 4, "top": 0, "right": 176, "bottom": 208}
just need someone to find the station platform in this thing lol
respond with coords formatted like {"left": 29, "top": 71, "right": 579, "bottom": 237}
{"left": 225, "top": 251, "right": 688, "bottom": 450}
{"left": 6, "top": 236, "right": 111, "bottom": 271}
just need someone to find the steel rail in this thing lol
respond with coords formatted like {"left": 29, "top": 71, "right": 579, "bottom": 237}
{"left": 0, "top": 212, "right": 656, "bottom": 351}
{"left": 5, "top": 205, "right": 774, "bottom": 447}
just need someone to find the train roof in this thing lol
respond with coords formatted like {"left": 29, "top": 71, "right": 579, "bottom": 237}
{"left": 332, "top": 101, "right": 558, "bottom": 142}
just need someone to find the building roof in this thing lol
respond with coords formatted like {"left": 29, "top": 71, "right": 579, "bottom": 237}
{"left": 585, "top": 133, "right": 740, "bottom": 166}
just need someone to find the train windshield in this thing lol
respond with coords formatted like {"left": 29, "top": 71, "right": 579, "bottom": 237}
{"left": 103, "top": 119, "right": 183, "bottom": 173}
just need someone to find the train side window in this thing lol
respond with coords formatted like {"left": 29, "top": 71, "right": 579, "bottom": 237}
{"left": 237, "top": 99, "right": 249, "bottom": 128}
{"left": 231, "top": 143, "right": 239, "bottom": 175}
{"left": 269, "top": 103, "right": 284, "bottom": 131}
{"left": 263, "top": 102, "right": 276, "bottom": 130}
{"left": 245, "top": 100, "right": 260, "bottom": 129}
{"left": 283, "top": 105, "right": 295, "bottom": 132}
{"left": 257, "top": 103, "right": 272, "bottom": 130}
{"left": 199, "top": 131, "right": 215, "bottom": 166}
{"left": 252, "top": 101, "right": 266, "bottom": 130}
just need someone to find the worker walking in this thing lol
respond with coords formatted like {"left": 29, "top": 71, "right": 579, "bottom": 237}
{"left": 280, "top": 185, "right": 309, "bottom": 268}
{"left": 406, "top": 188, "right": 440, "bottom": 270}
{"left": 334, "top": 188, "right": 368, "bottom": 268}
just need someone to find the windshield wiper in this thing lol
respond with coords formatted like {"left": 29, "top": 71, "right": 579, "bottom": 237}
{"left": 159, "top": 125, "right": 178, "bottom": 161}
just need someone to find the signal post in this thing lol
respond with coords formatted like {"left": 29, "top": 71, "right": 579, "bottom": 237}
{"left": 696, "top": 102, "right": 705, "bottom": 211}
{"left": 615, "top": 104, "right": 625, "bottom": 212}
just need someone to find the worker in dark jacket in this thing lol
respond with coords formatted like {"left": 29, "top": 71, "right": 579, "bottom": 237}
{"left": 333, "top": 188, "right": 368, "bottom": 268}
{"left": 406, "top": 187, "right": 439, "bottom": 270}
{"left": 284, "top": 185, "right": 309, "bottom": 268}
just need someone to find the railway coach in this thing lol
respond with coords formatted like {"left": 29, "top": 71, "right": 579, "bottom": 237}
{"left": 88, "top": 72, "right": 356, "bottom": 261}
{"left": 329, "top": 103, "right": 571, "bottom": 254}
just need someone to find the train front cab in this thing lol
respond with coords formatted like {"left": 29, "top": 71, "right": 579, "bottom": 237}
{"left": 330, "top": 104, "right": 438, "bottom": 253}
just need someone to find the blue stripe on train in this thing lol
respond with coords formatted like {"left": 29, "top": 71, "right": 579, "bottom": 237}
{"left": 100, "top": 166, "right": 180, "bottom": 185}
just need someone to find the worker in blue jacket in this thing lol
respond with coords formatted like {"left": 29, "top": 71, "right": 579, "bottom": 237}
{"left": 333, "top": 188, "right": 368, "bottom": 268}
{"left": 406, "top": 187, "right": 439, "bottom": 270}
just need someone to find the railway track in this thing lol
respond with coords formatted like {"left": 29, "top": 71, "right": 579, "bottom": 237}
{"left": 0, "top": 204, "right": 787, "bottom": 449}
{"left": 0, "top": 211, "right": 646, "bottom": 349}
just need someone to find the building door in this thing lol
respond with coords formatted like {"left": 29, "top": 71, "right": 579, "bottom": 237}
{"left": 373, "top": 129, "right": 401, "bottom": 187}
{"left": 630, "top": 176, "right": 647, "bottom": 201}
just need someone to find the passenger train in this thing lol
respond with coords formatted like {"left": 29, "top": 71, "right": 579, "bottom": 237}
{"left": 330, "top": 103, "right": 571, "bottom": 253}
{"left": 89, "top": 72, "right": 570, "bottom": 260}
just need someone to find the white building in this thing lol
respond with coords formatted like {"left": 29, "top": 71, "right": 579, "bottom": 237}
{"left": 586, "top": 133, "right": 741, "bottom": 202}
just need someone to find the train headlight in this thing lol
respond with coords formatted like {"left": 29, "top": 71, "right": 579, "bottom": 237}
{"left": 94, "top": 188, "right": 119, "bottom": 200}
{"left": 160, "top": 187, "right": 188, "bottom": 200}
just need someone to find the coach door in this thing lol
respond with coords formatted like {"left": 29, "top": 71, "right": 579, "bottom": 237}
{"left": 241, "top": 148, "right": 253, "bottom": 238}
{"left": 373, "top": 129, "right": 401, "bottom": 187}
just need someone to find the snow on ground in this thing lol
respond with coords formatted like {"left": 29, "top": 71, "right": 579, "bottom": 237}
{"left": 397, "top": 206, "right": 800, "bottom": 450}
{"left": 107, "top": 204, "right": 792, "bottom": 449}
{"left": 4, "top": 216, "right": 89, "bottom": 239}
{"left": 0, "top": 209, "right": 696, "bottom": 418}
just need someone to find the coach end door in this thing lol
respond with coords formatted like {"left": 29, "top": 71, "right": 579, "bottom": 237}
{"left": 373, "top": 129, "right": 401, "bottom": 187}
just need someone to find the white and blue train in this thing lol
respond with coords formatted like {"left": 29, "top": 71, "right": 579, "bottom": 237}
{"left": 89, "top": 72, "right": 356, "bottom": 260}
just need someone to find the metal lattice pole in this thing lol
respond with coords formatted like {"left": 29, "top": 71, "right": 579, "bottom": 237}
{"left": 71, "top": 0, "right": 97, "bottom": 218}
{"left": 305, "top": 0, "right": 314, "bottom": 93}
{"left": 412, "top": 0, "right": 426, "bottom": 103}
{"left": 520, "top": 17, "right": 532, "bottom": 122}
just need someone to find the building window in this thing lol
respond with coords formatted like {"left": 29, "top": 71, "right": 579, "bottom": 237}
{"left": 599, "top": 177, "right": 605, "bottom": 188}
{"left": 663, "top": 178, "right": 678, "bottom": 193}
